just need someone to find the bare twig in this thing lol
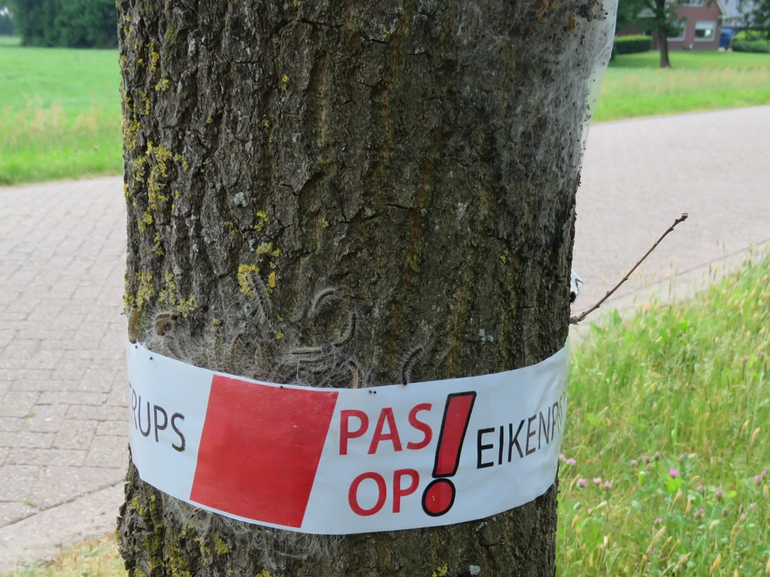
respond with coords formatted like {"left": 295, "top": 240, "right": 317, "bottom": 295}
{"left": 570, "top": 213, "right": 689, "bottom": 325}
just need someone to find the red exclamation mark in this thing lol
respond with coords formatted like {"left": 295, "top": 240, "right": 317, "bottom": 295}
{"left": 421, "top": 391, "right": 477, "bottom": 517}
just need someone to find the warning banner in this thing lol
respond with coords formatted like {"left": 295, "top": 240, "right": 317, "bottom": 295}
{"left": 127, "top": 342, "right": 569, "bottom": 534}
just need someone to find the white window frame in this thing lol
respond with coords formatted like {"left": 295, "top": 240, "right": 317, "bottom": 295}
{"left": 682, "top": 0, "right": 704, "bottom": 6}
{"left": 694, "top": 21, "right": 717, "bottom": 41}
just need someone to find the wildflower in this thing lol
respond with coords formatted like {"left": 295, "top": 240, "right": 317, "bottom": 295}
{"left": 577, "top": 478, "right": 587, "bottom": 488}
{"left": 693, "top": 508, "right": 703, "bottom": 519}
{"left": 715, "top": 488, "right": 723, "bottom": 501}
{"left": 654, "top": 451, "right": 662, "bottom": 461}
{"left": 678, "top": 454, "right": 685, "bottom": 463}
{"left": 697, "top": 484, "right": 705, "bottom": 493}
{"left": 559, "top": 454, "right": 565, "bottom": 462}
{"left": 668, "top": 468, "right": 680, "bottom": 479}
{"left": 566, "top": 458, "right": 577, "bottom": 466}
{"left": 749, "top": 503, "right": 757, "bottom": 510}
{"left": 654, "top": 517, "right": 663, "bottom": 525}
{"left": 721, "top": 508, "right": 729, "bottom": 517}
{"left": 642, "top": 455, "right": 650, "bottom": 464}
{"left": 754, "top": 475, "right": 762, "bottom": 486}
{"left": 630, "top": 459, "right": 638, "bottom": 467}
{"left": 603, "top": 481, "right": 612, "bottom": 490}
{"left": 593, "top": 477, "right": 603, "bottom": 484}
{"left": 762, "top": 468, "right": 768, "bottom": 479}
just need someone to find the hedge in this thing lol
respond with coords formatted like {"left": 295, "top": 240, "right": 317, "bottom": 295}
{"left": 613, "top": 35, "right": 653, "bottom": 55}
{"left": 731, "top": 39, "right": 770, "bottom": 53}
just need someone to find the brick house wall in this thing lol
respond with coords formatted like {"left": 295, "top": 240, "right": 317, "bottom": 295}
{"left": 619, "top": 1, "right": 724, "bottom": 51}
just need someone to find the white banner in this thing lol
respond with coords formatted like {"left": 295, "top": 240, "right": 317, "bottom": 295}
{"left": 127, "top": 342, "right": 569, "bottom": 534}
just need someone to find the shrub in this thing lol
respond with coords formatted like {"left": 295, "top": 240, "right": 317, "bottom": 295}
{"left": 613, "top": 35, "right": 653, "bottom": 56}
{"left": 731, "top": 39, "right": 770, "bottom": 53}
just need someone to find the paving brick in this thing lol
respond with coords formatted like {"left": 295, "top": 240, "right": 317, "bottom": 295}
{"left": 0, "top": 465, "right": 43, "bottom": 502}
{"left": 21, "top": 405, "right": 69, "bottom": 433}
{"left": 106, "top": 383, "right": 129, "bottom": 407}
{"left": 0, "top": 431, "right": 55, "bottom": 449}
{"left": 0, "top": 502, "right": 37, "bottom": 527}
{"left": 28, "top": 466, "right": 124, "bottom": 511}
{"left": 9, "top": 377, "right": 79, "bottom": 393}
{"left": 6, "top": 448, "right": 87, "bottom": 467}
{"left": 0, "top": 392, "right": 39, "bottom": 418}
{"left": 37, "top": 391, "right": 107, "bottom": 406}
{"left": 65, "top": 405, "right": 127, "bottom": 422}
{"left": 96, "top": 420, "right": 128, "bottom": 437}
{"left": 52, "top": 420, "right": 98, "bottom": 450}
{"left": 85, "top": 436, "right": 128, "bottom": 468}
{"left": 75, "top": 369, "right": 118, "bottom": 393}
{"left": 0, "top": 419, "right": 22, "bottom": 433}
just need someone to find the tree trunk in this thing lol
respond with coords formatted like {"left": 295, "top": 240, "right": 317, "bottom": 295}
{"left": 116, "top": 1, "right": 611, "bottom": 575}
{"left": 656, "top": 30, "right": 671, "bottom": 68}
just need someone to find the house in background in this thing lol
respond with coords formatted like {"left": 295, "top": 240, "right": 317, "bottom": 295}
{"left": 618, "top": 0, "right": 727, "bottom": 50}
{"left": 659, "top": 0, "right": 724, "bottom": 50}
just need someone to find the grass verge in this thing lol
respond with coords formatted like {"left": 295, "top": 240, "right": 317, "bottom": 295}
{"left": 595, "top": 51, "right": 770, "bottom": 121}
{"left": 557, "top": 250, "right": 770, "bottom": 575}
{"left": 0, "top": 38, "right": 121, "bottom": 185}
{"left": 1, "top": 534, "right": 125, "bottom": 577}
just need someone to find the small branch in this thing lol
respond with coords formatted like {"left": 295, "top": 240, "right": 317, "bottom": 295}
{"left": 570, "top": 213, "right": 689, "bottom": 325}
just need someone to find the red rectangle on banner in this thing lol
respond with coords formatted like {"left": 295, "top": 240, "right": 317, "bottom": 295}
{"left": 190, "top": 375, "right": 339, "bottom": 528}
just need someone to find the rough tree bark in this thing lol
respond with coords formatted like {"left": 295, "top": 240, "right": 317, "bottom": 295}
{"left": 117, "top": 1, "right": 611, "bottom": 575}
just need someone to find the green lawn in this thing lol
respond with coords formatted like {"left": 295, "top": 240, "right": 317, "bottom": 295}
{"left": 594, "top": 50, "right": 770, "bottom": 121}
{"left": 0, "top": 36, "right": 122, "bottom": 185}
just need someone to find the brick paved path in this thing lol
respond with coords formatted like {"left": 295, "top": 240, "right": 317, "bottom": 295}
{"left": 0, "top": 177, "right": 127, "bottom": 570}
{"left": 573, "top": 106, "right": 770, "bottom": 313}
{"left": 0, "top": 106, "right": 768, "bottom": 571}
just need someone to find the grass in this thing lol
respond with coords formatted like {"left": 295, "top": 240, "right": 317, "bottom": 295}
{"left": 557, "top": 250, "right": 770, "bottom": 575}
{"left": 5, "top": 253, "right": 769, "bottom": 575}
{"left": 594, "top": 50, "right": 770, "bottom": 121}
{"left": 0, "top": 36, "right": 122, "bottom": 185}
{"left": 1, "top": 534, "right": 125, "bottom": 577}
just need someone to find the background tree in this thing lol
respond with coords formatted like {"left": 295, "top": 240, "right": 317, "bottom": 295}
{"left": 10, "top": 0, "right": 117, "bottom": 47}
{"left": 117, "top": 1, "right": 613, "bottom": 575}
{"left": 739, "top": 0, "right": 770, "bottom": 37}
{"left": 616, "top": 0, "right": 684, "bottom": 67}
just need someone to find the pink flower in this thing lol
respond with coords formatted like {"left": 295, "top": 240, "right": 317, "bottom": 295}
{"left": 715, "top": 488, "right": 723, "bottom": 500}
{"left": 678, "top": 454, "right": 686, "bottom": 463}
{"left": 668, "top": 468, "right": 680, "bottom": 479}
{"left": 602, "top": 481, "right": 612, "bottom": 490}
{"left": 559, "top": 454, "right": 566, "bottom": 462}
{"left": 577, "top": 478, "right": 587, "bottom": 488}
{"left": 593, "top": 477, "right": 603, "bottom": 484}
{"left": 566, "top": 458, "right": 577, "bottom": 466}
{"left": 754, "top": 475, "right": 762, "bottom": 486}
{"left": 762, "top": 468, "right": 768, "bottom": 478}
{"left": 642, "top": 455, "right": 650, "bottom": 464}
{"left": 749, "top": 503, "right": 757, "bottom": 510}
{"left": 630, "top": 459, "right": 638, "bottom": 467}
{"left": 654, "top": 517, "right": 663, "bottom": 525}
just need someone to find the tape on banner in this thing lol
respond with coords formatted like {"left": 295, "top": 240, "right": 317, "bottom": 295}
{"left": 127, "top": 342, "right": 569, "bottom": 535}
